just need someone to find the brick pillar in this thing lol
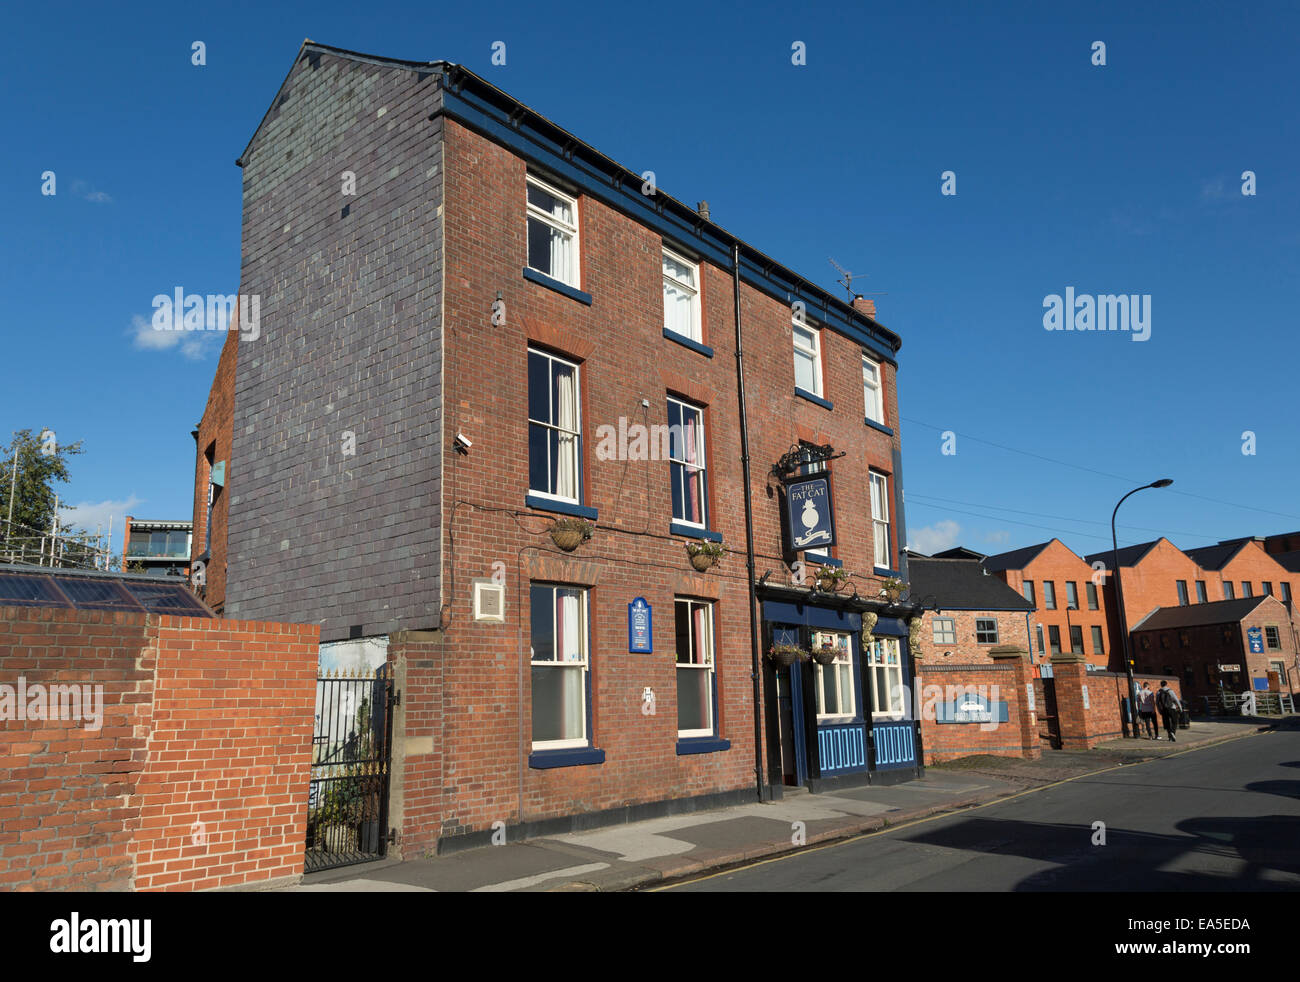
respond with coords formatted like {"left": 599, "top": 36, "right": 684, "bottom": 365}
{"left": 990, "top": 644, "right": 1041, "bottom": 760}
{"left": 1051, "top": 652, "right": 1091, "bottom": 749}
{"left": 388, "top": 629, "right": 444, "bottom": 860}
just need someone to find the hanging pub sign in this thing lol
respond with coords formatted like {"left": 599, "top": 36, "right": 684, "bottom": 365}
{"left": 1247, "top": 627, "right": 1264, "bottom": 654}
{"left": 628, "top": 597, "right": 653, "bottom": 653}
{"left": 784, "top": 476, "right": 836, "bottom": 551}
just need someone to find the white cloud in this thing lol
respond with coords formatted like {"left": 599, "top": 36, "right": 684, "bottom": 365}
{"left": 129, "top": 314, "right": 219, "bottom": 360}
{"left": 982, "top": 529, "right": 1010, "bottom": 545}
{"left": 70, "top": 178, "right": 113, "bottom": 204}
{"left": 1199, "top": 178, "right": 1229, "bottom": 202}
{"left": 908, "top": 520, "right": 961, "bottom": 555}
{"left": 59, "top": 495, "right": 144, "bottom": 536}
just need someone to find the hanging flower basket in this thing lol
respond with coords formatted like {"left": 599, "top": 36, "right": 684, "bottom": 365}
{"left": 686, "top": 540, "right": 727, "bottom": 572}
{"left": 815, "top": 567, "right": 850, "bottom": 593}
{"left": 549, "top": 517, "right": 594, "bottom": 552}
{"left": 881, "top": 576, "right": 908, "bottom": 602}
{"left": 767, "top": 642, "right": 810, "bottom": 667}
{"left": 811, "top": 646, "right": 839, "bottom": 666}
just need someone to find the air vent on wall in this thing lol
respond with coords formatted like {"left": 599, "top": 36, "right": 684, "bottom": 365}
{"left": 473, "top": 581, "right": 505, "bottom": 622}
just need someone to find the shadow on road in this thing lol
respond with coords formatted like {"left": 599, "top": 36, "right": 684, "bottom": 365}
{"left": 895, "top": 814, "right": 1300, "bottom": 891}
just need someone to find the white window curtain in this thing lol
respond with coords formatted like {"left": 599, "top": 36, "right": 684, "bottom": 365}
{"left": 556, "top": 589, "right": 584, "bottom": 740}
{"left": 548, "top": 218, "right": 572, "bottom": 285}
{"left": 683, "top": 411, "right": 701, "bottom": 524}
{"left": 554, "top": 365, "right": 578, "bottom": 500}
{"left": 663, "top": 252, "right": 697, "bottom": 340}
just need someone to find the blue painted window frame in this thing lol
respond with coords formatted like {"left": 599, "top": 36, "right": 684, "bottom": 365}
{"left": 795, "top": 386, "right": 833, "bottom": 411}
{"left": 663, "top": 328, "right": 713, "bottom": 358}
{"left": 864, "top": 417, "right": 894, "bottom": 437}
{"left": 522, "top": 267, "right": 593, "bottom": 306}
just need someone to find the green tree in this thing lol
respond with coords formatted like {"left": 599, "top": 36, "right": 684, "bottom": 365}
{"left": 0, "top": 428, "right": 88, "bottom": 565}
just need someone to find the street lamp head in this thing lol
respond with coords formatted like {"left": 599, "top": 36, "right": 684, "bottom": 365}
{"left": 1150, "top": 478, "right": 1173, "bottom": 488}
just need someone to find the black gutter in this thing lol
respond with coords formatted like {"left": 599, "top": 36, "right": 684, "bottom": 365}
{"left": 734, "top": 243, "right": 766, "bottom": 802}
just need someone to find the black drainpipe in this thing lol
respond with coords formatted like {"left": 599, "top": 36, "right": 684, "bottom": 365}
{"left": 733, "top": 242, "right": 765, "bottom": 802}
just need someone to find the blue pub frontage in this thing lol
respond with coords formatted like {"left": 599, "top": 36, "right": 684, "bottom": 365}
{"left": 759, "top": 589, "right": 923, "bottom": 792}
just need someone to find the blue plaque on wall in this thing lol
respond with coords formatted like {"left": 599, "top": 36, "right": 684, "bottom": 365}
{"left": 1247, "top": 627, "right": 1264, "bottom": 654}
{"left": 785, "top": 476, "right": 836, "bottom": 551}
{"left": 629, "top": 597, "right": 652, "bottom": 653}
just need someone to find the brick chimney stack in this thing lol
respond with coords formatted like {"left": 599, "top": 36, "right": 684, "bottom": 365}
{"left": 852, "top": 294, "right": 876, "bottom": 318}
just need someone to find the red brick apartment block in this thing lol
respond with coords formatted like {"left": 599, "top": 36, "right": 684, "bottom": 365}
{"left": 986, "top": 539, "right": 1111, "bottom": 669}
{"left": 0, "top": 606, "right": 317, "bottom": 891}
{"left": 1184, "top": 538, "right": 1298, "bottom": 614}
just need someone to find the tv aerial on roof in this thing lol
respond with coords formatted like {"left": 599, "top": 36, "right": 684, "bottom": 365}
{"left": 828, "top": 257, "right": 887, "bottom": 304}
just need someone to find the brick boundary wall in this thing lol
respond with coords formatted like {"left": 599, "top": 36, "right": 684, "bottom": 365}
{"left": 916, "top": 646, "right": 1041, "bottom": 765}
{"left": 0, "top": 606, "right": 318, "bottom": 891}
{"left": 1050, "top": 654, "right": 1180, "bottom": 748}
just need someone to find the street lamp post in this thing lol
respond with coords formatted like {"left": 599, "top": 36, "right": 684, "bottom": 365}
{"left": 1112, "top": 478, "right": 1173, "bottom": 738}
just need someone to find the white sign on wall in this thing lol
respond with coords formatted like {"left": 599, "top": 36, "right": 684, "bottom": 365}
{"left": 1025, "top": 683, "right": 1036, "bottom": 713}
{"left": 1081, "top": 684, "right": 1090, "bottom": 709}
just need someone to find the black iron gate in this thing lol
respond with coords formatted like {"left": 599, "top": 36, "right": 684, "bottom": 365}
{"left": 1040, "top": 675, "right": 1061, "bottom": 749}
{"left": 305, "top": 668, "right": 397, "bottom": 873}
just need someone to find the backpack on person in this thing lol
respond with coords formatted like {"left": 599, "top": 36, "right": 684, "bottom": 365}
{"left": 1157, "top": 687, "right": 1177, "bottom": 714}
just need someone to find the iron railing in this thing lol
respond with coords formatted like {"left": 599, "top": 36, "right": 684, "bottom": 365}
{"left": 305, "top": 667, "right": 396, "bottom": 873}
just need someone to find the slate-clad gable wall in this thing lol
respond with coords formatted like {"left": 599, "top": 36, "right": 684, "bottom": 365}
{"left": 227, "top": 52, "right": 445, "bottom": 640}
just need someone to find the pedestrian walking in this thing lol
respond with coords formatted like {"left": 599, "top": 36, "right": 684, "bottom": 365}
{"left": 1156, "top": 681, "right": 1179, "bottom": 741}
{"left": 1138, "top": 682, "right": 1158, "bottom": 739}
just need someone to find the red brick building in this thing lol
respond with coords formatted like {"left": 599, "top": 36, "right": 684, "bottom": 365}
{"left": 189, "top": 325, "right": 236, "bottom": 615}
{"left": 1184, "top": 537, "right": 1298, "bottom": 610}
{"left": 197, "top": 42, "right": 923, "bottom": 856}
{"left": 1083, "top": 538, "right": 1206, "bottom": 666}
{"left": 907, "top": 553, "right": 1033, "bottom": 665}
{"left": 1131, "top": 596, "right": 1298, "bottom": 700}
{"left": 985, "top": 539, "right": 1111, "bottom": 668}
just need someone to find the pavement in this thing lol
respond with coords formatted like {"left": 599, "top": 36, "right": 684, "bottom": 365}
{"left": 272, "top": 714, "right": 1289, "bottom": 893}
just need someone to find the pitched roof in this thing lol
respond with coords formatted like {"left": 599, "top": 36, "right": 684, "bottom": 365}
{"left": 1083, "top": 539, "right": 1160, "bottom": 570}
{"left": 931, "top": 546, "right": 987, "bottom": 561}
{"left": 1182, "top": 540, "right": 1251, "bottom": 571}
{"left": 983, "top": 541, "right": 1053, "bottom": 572}
{"left": 908, "top": 557, "right": 1034, "bottom": 612}
{"left": 1131, "top": 596, "right": 1268, "bottom": 632}
{"left": 1274, "top": 550, "right": 1300, "bottom": 574}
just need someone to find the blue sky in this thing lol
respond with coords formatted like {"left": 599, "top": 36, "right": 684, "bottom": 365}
{"left": 4, "top": 0, "right": 1298, "bottom": 560}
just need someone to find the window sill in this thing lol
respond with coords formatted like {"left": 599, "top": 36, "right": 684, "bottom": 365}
{"left": 874, "top": 566, "right": 901, "bottom": 578}
{"left": 806, "top": 553, "right": 841, "bottom": 568}
{"left": 663, "top": 329, "right": 714, "bottom": 358}
{"left": 528, "top": 747, "right": 606, "bottom": 769}
{"left": 795, "top": 387, "right": 833, "bottom": 411}
{"left": 675, "top": 736, "right": 731, "bottom": 756}
{"left": 526, "top": 494, "right": 598, "bottom": 520}
{"left": 864, "top": 417, "right": 894, "bottom": 437}
{"left": 671, "top": 522, "right": 722, "bottom": 542}
{"left": 523, "top": 267, "right": 592, "bottom": 305}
